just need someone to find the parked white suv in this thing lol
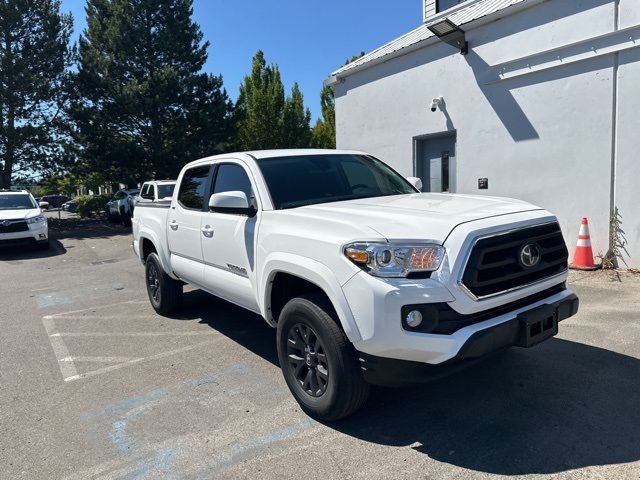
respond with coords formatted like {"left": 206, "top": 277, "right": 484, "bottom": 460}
{"left": 0, "top": 190, "right": 49, "bottom": 249}
{"left": 132, "top": 150, "right": 578, "bottom": 420}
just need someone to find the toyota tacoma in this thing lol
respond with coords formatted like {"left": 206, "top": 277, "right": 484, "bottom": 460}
{"left": 132, "top": 150, "right": 579, "bottom": 420}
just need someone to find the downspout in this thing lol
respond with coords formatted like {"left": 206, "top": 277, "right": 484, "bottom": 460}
{"left": 607, "top": 0, "right": 620, "bottom": 265}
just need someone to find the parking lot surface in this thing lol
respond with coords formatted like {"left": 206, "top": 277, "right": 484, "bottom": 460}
{"left": 1, "top": 217, "right": 639, "bottom": 479}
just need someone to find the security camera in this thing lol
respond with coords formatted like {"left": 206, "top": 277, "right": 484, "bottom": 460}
{"left": 430, "top": 97, "right": 444, "bottom": 112}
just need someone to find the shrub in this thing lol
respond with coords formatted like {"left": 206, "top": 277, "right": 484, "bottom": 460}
{"left": 75, "top": 194, "right": 110, "bottom": 218}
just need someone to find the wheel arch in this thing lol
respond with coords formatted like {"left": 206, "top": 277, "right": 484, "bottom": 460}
{"left": 137, "top": 231, "right": 176, "bottom": 280}
{"left": 261, "top": 254, "right": 362, "bottom": 343}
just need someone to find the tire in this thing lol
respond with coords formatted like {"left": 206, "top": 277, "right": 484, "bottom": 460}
{"left": 277, "top": 294, "right": 369, "bottom": 421}
{"left": 145, "top": 252, "right": 182, "bottom": 315}
{"left": 36, "top": 239, "right": 50, "bottom": 250}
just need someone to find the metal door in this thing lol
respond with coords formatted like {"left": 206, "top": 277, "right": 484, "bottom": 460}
{"left": 418, "top": 134, "right": 456, "bottom": 193}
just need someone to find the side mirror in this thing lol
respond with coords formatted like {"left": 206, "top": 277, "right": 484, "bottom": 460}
{"left": 38, "top": 202, "right": 49, "bottom": 209}
{"left": 406, "top": 177, "right": 423, "bottom": 192}
{"left": 209, "top": 191, "right": 255, "bottom": 216}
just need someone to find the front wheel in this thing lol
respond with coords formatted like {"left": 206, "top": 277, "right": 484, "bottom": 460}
{"left": 145, "top": 252, "right": 182, "bottom": 315}
{"left": 277, "top": 294, "right": 369, "bottom": 421}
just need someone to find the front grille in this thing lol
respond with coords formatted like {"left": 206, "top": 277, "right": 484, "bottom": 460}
{"left": 0, "top": 220, "right": 29, "bottom": 233}
{"left": 461, "top": 222, "right": 568, "bottom": 299}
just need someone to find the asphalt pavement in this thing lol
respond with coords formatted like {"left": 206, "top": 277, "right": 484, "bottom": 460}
{"left": 1, "top": 215, "right": 639, "bottom": 479}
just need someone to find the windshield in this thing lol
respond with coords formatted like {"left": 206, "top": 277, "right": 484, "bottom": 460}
{"left": 157, "top": 184, "right": 175, "bottom": 199}
{"left": 257, "top": 154, "right": 417, "bottom": 209}
{"left": 0, "top": 194, "right": 37, "bottom": 210}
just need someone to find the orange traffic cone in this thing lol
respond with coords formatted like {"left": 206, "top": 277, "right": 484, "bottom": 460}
{"left": 569, "top": 218, "right": 599, "bottom": 270}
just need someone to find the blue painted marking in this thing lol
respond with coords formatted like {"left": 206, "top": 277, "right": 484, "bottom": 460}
{"left": 37, "top": 292, "right": 73, "bottom": 308}
{"left": 131, "top": 449, "right": 176, "bottom": 479}
{"left": 211, "top": 418, "right": 317, "bottom": 472}
{"left": 81, "top": 388, "right": 168, "bottom": 421}
{"left": 108, "top": 420, "right": 135, "bottom": 454}
{"left": 80, "top": 361, "right": 272, "bottom": 478}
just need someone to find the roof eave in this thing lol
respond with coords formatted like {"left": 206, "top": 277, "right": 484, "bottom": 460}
{"left": 326, "top": 0, "right": 543, "bottom": 87}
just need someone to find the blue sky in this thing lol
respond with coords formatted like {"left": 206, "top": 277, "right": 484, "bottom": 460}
{"left": 60, "top": 0, "right": 421, "bottom": 120}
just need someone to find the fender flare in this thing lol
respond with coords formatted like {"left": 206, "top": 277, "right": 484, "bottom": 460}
{"left": 260, "top": 253, "right": 362, "bottom": 343}
{"left": 137, "top": 229, "right": 178, "bottom": 280}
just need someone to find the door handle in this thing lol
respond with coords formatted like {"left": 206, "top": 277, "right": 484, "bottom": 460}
{"left": 169, "top": 220, "right": 178, "bottom": 231}
{"left": 201, "top": 225, "right": 214, "bottom": 238}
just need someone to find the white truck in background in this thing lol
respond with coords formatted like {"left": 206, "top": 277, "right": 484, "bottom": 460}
{"left": 132, "top": 149, "right": 579, "bottom": 420}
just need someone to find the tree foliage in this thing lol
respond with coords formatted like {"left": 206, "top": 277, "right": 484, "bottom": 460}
{"left": 282, "top": 83, "right": 311, "bottom": 148}
{"left": 0, "top": 0, "right": 74, "bottom": 188}
{"left": 36, "top": 173, "right": 78, "bottom": 196}
{"left": 310, "top": 52, "right": 365, "bottom": 149}
{"left": 236, "top": 51, "right": 285, "bottom": 150}
{"left": 69, "top": 0, "right": 233, "bottom": 183}
{"left": 236, "top": 51, "right": 312, "bottom": 150}
{"left": 310, "top": 86, "right": 335, "bottom": 149}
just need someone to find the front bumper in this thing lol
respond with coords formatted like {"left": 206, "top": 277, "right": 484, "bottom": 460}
{"left": 343, "top": 268, "right": 576, "bottom": 364}
{"left": 360, "top": 292, "right": 578, "bottom": 386}
{"left": 0, "top": 223, "right": 48, "bottom": 247}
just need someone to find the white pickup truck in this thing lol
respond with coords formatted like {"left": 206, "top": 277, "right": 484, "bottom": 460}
{"left": 132, "top": 149, "right": 578, "bottom": 420}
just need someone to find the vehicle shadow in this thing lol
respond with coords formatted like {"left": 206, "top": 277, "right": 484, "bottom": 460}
{"left": 166, "top": 289, "right": 279, "bottom": 366}
{"left": 328, "top": 338, "right": 640, "bottom": 475}
{"left": 162, "top": 290, "right": 640, "bottom": 474}
{"left": 0, "top": 239, "right": 67, "bottom": 261}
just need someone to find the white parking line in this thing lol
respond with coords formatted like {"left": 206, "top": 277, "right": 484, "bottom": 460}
{"left": 44, "top": 299, "right": 148, "bottom": 319}
{"left": 42, "top": 317, "right": 78, "bottom": 380}
{"left": 63, "top": 340, "right": 221, "bottom": 382}
{"left": 59, "top": 356, "right": 135, "bottom": 363}
{"left": 42, "top": 299, "right": 222, "bottom": 382}
{"left": 46, "top": 315, "right": 156, "bottom": 320}
{"left": 51, "top": 331, "right": 219, "bottom": 337}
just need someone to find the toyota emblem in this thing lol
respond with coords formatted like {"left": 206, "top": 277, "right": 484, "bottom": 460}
{"left": 519, "top": 243, "right": 541, "bottom": 268}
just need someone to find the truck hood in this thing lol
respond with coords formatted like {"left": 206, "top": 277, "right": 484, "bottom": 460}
{"left": 297, "top": 193, "right": 543, "bottom": 242}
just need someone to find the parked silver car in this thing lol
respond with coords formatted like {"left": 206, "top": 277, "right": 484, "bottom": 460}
{"left": 106, "top": 188, "right": 139, "bottom": 226}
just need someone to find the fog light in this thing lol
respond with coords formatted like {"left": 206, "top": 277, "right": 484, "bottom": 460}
{"left": 406, "top": 310, "right": 423, "bottom": 328}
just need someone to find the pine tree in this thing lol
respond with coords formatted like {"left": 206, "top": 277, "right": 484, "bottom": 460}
{"left": 310, "top": 53, "right": 364, "bottom": 150}
{"left": 310, "top": 86, "right": 336, "bottom": 149}
{"left": 70, "top": 0, "right": 233, "bottom": 183}
{"left": 236, "top": 51, "right": 285, "bottom": 150}
{"left": 282, "top": 83, "right": 311, "bottom": 148}
{"left": 0, "top": 0, "right": 74, "bottom": 188}
{"left": 236, "top": 51, "right": 313, "bottom": 150}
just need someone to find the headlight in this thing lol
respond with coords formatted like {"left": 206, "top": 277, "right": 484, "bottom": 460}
{"left": 344, "top": 242, "right": 445, "bottom": 277}
{"left": 26, "top": 215, "right": 46, "bottom": 224}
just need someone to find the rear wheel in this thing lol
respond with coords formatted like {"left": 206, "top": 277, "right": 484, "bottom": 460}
{"left": 277, "top": 294, "right": 369, "bottom": 421}
{"left": 145, "top": 253, "right": 182, "bottom": 314}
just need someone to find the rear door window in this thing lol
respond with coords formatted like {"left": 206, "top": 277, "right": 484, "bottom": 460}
{"left": 178, "top": 166, "right": 211, "bottom": 210}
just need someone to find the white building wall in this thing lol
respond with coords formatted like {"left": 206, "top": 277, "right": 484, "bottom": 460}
{"left": 335, "top": 0, "right": 640, "bottom": 267}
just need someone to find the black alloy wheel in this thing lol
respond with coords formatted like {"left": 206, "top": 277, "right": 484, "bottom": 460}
{"left": 286, "top": 323, "right": 329, "bottom": 397}
{"left": 147, "top": 260, "right": 161, "bottom": 306}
